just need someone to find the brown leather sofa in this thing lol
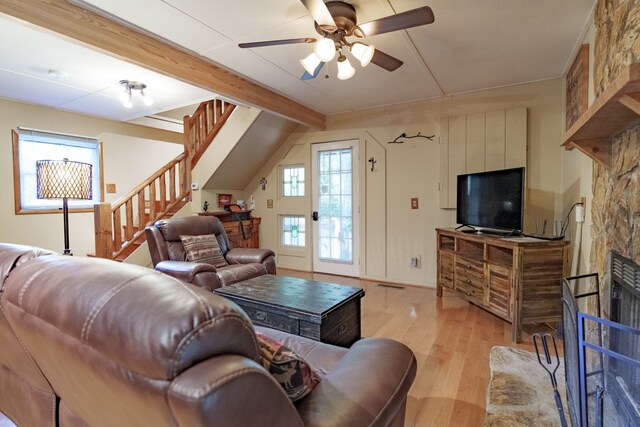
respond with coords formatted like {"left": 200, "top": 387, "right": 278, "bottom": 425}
{"left": 0, "top": 243, "right": 417, "bottom": 427}
{"left": 0, "top": 243, "right": 56, "bottom": 427}
{"left": 146, "top": 215, "right": 276, "bottom": 290}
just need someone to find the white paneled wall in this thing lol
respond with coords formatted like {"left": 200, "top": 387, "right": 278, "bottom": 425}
{"left": 439, "top": 107, "right": 527, "bottom": 208}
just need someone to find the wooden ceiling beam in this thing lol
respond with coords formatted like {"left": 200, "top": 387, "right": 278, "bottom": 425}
{"left": 0, "top": 0, "right": 326, "bottom": 130}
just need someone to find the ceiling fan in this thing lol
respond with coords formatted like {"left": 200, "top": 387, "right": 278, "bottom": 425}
{"left": 238, "top": 0, "right": 435, "bottom": 81}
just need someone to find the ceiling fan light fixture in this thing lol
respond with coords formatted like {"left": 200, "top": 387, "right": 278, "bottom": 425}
{"left": 350, "top": 42, "right": 375, "bottom": 67}
{"left": 314, "top": 37, "right": 336, "bottom": 62}
{"left": 337, "top": 55, "right": 355, "bottom": 80}
{"left": 300, "top": 52, "right": 322, "bottom": 75}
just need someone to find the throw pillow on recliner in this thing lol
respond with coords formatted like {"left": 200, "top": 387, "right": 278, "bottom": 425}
{"left": 180, "top": 234, "right": 228, "bottom": 268}
{"left": 255, "top": 331, "right": 321, "bottom": 402}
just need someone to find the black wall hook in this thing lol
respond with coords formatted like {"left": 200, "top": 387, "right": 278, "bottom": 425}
{"left": 368, "top": 157, "right": 377, "bottom": 171}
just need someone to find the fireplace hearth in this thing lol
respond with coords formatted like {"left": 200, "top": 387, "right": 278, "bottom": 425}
{"left": 562, "top": 252, "right": 640, "bottom": 426}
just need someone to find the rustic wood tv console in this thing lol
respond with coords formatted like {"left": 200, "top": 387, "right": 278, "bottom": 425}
{"left": 436, "top": 228, "right": 570, "bottom": 342}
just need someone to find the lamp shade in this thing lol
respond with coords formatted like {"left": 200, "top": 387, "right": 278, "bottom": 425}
{"left": 350, "top": 43, "right": 375, "bottom": 67}
{"left": 337, "top": 56, "right": 355, "bottom": 80}
{"left": 300, "top": 52, "right": 322, "bottom": 75}
{"left": 314, "top": 37, "right": 336, "bottom": 62}
{"left": 36, "top": 158, "right": 93, "bottom": 200}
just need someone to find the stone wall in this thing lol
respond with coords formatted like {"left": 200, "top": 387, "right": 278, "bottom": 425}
{"left": 590, "top": 0, "right": 640, "bottom": 317}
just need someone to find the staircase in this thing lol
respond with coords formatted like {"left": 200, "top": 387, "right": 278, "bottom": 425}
{"left": 93, "top": 99, "right": 236, "bottom": 261}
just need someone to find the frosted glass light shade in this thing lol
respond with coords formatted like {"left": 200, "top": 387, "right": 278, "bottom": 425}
{"left": 351, "top": 43, "right": 375, "bottom": 67}
{"left": 337, "top": 56, "right": 355, "bottom": 80}
{"left": 141, "top": 90, "right": 153, "bottom": 106}
{"left": 300, "top": 52, "right": 322, "bottom": 75}
{"left": 122, "top": 90, "right": 133, "bottom": 108}
{"left": 314, "top": 37, "right": 336, "bottom": 62}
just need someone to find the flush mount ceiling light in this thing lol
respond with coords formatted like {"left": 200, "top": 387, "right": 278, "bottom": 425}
{"left": 118, "top": 80, "right": 153, "bottom": 108}
{"left": 239, "top": 1, "right": 435, "bottom": 81}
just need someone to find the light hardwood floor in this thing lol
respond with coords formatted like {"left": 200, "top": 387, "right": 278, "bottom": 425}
{"left": 279, "top": 269, "right": 547, "bottom": 427}
{"left": 1, "top": 270, "right": 553, "bottom": 427}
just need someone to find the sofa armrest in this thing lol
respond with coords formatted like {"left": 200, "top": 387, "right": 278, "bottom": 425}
{"left": 168, "top": 355, "right": 303, "bottom": 427}
{"left": 225, "top": 248, "right": 275, "bottom": 265}
{"left": 155, "top": 261, "right": 222, "bottom": 291}
{"left": 296, "top": 338, "right": 417, "bottom": 427}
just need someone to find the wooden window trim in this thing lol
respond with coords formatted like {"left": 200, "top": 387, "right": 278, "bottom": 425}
{"left": 12, "top": 130, "right": 105, "bottom": 215}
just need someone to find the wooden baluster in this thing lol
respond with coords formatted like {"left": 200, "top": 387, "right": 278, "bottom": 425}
{"left": 149, "top": 182, "right": 156, "bottom": 222}
{"left": 159, "top": 174, "right": 167, "bottom": 212}
{"left": 169, "top": 165, "right": 176, "bottom": 204}
{"left": 137, "top": 189, "right": 145, "bottom": 229}
{"left": 205, "top": 100, "right": 211, "bottom": 127}
{"left": 197, "top": 112, "right": 203, "bottom": 152}
{"left": 113, "top": 208, "right": 122, "bottom": 250}
{"left": 215, "top": 99, "right": 222, "bottom": 125}
{"left": 183, "top": 115, "right": 191, "bottom": 160}
{"left": 125, "top": 199, "right": 134, "bottom": 241}
{"left": 94, "top": 203, "right": 114, "bottom": 259}
{"left": 179, "top": 157, "right": 188, "bottom": 201}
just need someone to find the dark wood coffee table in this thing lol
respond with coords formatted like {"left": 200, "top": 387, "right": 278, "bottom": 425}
{"left": 214, "top": 275, "right": 364, "bottom": 348}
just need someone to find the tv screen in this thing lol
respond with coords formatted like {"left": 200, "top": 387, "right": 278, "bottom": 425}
{"left": 456, "top": 167, "right": 525, "bottom": 233}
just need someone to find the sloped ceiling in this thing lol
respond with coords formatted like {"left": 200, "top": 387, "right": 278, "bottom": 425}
{"left": 205, "top": 112, "right": 298, "bottom": 190}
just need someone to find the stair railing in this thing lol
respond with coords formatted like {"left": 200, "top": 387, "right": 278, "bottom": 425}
{"left": 94, "top": 153, "right": 190, "bottom": 260}
{"left": 94, "top": 98, "right": 237, "bottom": 260}
{"left": 184, "top": 99, "right": 235, "bottom": 167}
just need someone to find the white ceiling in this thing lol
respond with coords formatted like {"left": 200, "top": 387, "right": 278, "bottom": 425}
{"left": 0, "top": 0, "right": 596, "bottom": 123}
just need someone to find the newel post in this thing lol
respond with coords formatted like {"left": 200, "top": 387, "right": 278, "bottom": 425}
{"left": 94, "top": 203, "right": 113, "bottom": 259}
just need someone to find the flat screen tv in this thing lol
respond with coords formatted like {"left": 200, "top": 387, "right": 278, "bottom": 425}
{"left": 456, "top": 167, "right": 525, "bottom": 234}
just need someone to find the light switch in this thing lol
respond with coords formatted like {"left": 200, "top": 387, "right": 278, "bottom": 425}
{"left": 106, "top": 183, "right": 116, "bottom": 193}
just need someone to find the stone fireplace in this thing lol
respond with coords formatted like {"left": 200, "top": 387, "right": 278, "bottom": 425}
{"left": 563, "top": 4, "right": 640, "bottom": 423}
{"left": 590, "top": 0, "right": 640, "bottom": 318}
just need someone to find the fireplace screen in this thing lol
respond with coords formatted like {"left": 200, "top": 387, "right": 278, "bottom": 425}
{"left": 562, "top": 252, "right": 640, "bottom": 426}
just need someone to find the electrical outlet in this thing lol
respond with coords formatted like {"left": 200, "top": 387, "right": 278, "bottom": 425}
{"left": 580, "top": 196, "right": 586, "bottom": 207}
{"left": 411, "top": 198, "right": 419, "bottom": 209}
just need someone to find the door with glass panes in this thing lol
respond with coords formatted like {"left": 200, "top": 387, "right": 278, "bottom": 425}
{"left": 311, "top": 140, "right": 359, "bottom": 276}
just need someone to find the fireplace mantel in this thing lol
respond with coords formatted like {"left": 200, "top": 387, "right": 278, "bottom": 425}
{"left": 561, "top": 63, "right": 640, "bottom": 169}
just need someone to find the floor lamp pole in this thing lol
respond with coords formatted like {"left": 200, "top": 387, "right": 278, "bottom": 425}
{"left": 62, "top": 197, "right": 72, "bottom": 255}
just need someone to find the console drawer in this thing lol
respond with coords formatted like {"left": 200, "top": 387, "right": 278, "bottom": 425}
{"left": 455, "top": 258, "right": 485, "bottom": 291}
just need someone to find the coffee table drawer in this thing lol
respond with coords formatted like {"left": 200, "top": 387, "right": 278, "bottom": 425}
{"left": 240, "top": 304, "right": 300, "bottom": 335}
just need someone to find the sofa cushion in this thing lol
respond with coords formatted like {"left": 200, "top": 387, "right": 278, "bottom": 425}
{"left": 180, "top": 234, "right": 228, "bottom": 268}
{"left": 255, "top": 331, "right": 320, "bottom": 402}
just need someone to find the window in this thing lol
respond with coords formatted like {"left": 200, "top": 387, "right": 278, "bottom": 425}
{"left": 282, "top": 165, "right": 305, "bottom": 197}
{"left": 13, "top": 128, "right": 102, "bottom": 213}
{"left": 281, "top": 216, "right": 306, "bottom": 248}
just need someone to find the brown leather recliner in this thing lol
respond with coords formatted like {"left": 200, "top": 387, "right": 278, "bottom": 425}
{"left": 0, "top": 243, "right": 56, "bottom": 427}
{"left": 0, "top": 244, "right": 417, "bottom": 427}
{"left": 146, "top": 215, "right": 276, "bottom": 290}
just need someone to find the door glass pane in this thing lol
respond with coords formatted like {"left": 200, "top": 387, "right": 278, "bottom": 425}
{"left": 317, "top": 148, "right": 353, "bottom": 263}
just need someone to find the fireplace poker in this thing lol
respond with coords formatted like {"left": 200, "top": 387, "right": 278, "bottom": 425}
{"left": 533, "top": 333, "right": 568, "bottom": 427}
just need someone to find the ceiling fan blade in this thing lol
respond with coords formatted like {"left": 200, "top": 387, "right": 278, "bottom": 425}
{"left": 239, "top": 38, "right": 316, "bottom": 48}
{"left": 300, "top": 0, "right": 337, "bottom": 32}
{"left": 370, "top": 50, "right": 403, "bottom": 72}
{"left": 301, "top": 62, "right": 324, "bottom": 80}
{"left": 357, "top": 6, "right": 434, "bottom": 37}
